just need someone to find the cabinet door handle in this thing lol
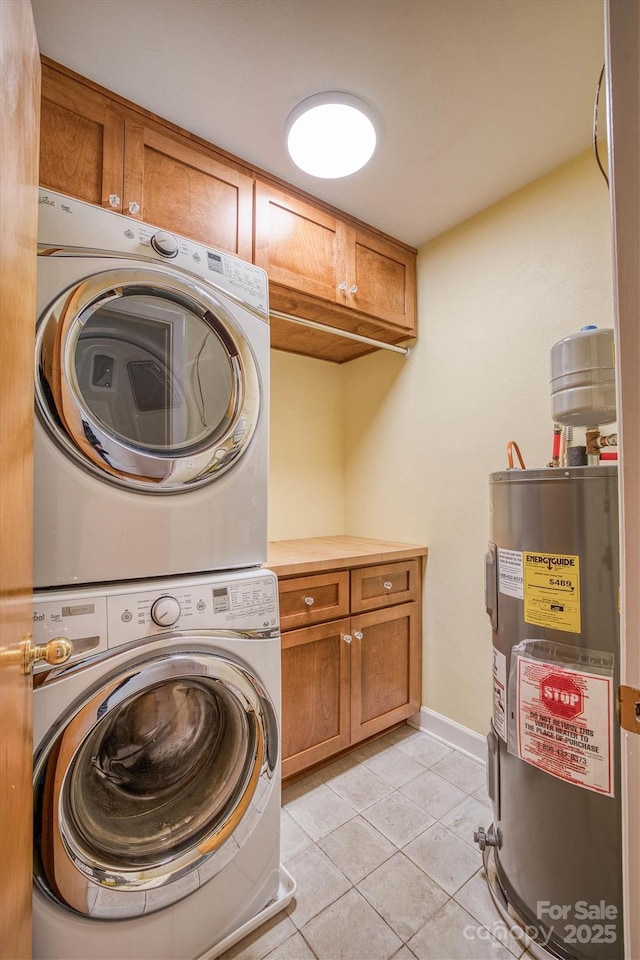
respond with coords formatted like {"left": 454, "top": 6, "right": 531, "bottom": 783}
{"left": 383, "top": 581, "right": 393, "bottom": 590}
{"left": 128, "top": 200, "right": 140, "bottom": 215}
{"left": 343, "top": 634, "right": 353, "bottom": 644}
{"left": 108, "top": 194, "right": 121, "bottom": 209}
{"left": 348, "top": 284, "right": 358, "bottom": 295}
{"left": 304, "top": 596, "right": 314, "bottom": 606}
{"left": 353, "top": 630, "right": 363, "bottom": 641}
{"left": 338, "top": 281, "right": 348, "bottom": 292}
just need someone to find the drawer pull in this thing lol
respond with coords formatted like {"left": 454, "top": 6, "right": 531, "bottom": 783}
{"left": 343, "top": 634, "right": 353, "bottom": 644}
{"left": 304, "top": 596, "right": 314, "bottom": 606}
{"left": 383, "top": 581, "right": 393, "bottom": 590}
{"left": 353, "top": 630, "right": 363, "bottom": 641}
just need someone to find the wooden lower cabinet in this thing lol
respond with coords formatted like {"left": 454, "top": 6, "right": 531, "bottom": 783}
{"left": 350, "top": 602, "right": 421, "bottom": 743}
{"left": 281, "top": 618, "right": 351, "bottom": 774}
{"left": 278, "top": 555, "right": 423, "bottom": 779}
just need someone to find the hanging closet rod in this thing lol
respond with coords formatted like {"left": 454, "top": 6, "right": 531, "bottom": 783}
{"left": 269, "top": 310, "right": 413, "bottom": 357}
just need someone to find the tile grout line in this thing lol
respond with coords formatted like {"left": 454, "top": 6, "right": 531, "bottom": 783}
{"left": 234, "top": 728, "right": 507, "bottom": 960}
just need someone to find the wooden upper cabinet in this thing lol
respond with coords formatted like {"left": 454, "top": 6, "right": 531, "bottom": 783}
{"left": 40, "top": 63, "right": 253, "bottom": 260}
{"left": 254, "top": 178, "right": 417, "bottom": 337}
{"left": 347, "top": 226, "right": 417, "bottom": 334}
{"left": 123, "top": 123, "right": 253, "bottom": 260}
{"left": 40, "top": 65, "right": 124, "bottom": 210}
{"left": 39, "top": 59, "right": 418, "bottom": 361}
{"left": 254, "top": 181, "right": 347, "bottom": 303}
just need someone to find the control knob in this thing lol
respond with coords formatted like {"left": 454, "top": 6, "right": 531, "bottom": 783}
{"left": 150, "top": 230, "right": 179, "bottom": 258}
{"left": 151, "top": 595, "right": 181, "bottom": 627}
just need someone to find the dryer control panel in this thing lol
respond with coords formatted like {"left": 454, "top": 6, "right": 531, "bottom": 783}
{"left": 32, "top": 569, "right": 279, "bottom": 670}
{"left": 37, "top": 189, "right": 269, "bottom": 318}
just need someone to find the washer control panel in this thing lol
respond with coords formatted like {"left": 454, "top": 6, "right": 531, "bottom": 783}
{"left": 32, "top": 570, "right": 279, "bottom": 668}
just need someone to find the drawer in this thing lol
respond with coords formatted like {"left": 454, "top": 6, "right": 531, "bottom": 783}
{"left": 350, "top": 559, "right": 420, "bottom": 613}
{"left": 278, "top": 570, "right": 350, "bottom": 630}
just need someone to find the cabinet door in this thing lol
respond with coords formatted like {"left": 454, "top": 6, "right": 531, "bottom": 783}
{"left": 254, "top": 181, "right": 348, "bottom": 302}
{"left": 345, "top": 225, "right": 417, "bottom": 334}
{"left": 350, "top": 601, "right": 421, "bottom": 743}
{"left": 281, "top": 618, "right": 351, "bottom": 778}
{"left": 40, "top": 66, "right": 124, "bottom": 210}
{"left": 123, "top": 122, "right": 253, "bottom": 259}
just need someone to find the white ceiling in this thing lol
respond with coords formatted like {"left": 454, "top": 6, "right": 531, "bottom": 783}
{"left": 31, "top": 0, "right": 606, "bottom": 249}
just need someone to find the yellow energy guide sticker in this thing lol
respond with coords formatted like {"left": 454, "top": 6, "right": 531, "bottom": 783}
{"left": 523, "top": 552, "right": 581, "bottom": 633}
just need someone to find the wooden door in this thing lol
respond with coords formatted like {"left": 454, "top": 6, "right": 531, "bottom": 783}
{"left": 350, "top": 602, "right": 421, "bottom": 744}
{"left": 346, "top": 225, "right": 417, "bottom": 334}
{"left": 0, "top": 2, "right": 40, "bottom": 957}
{"left": 254, "top": 181, "right": 348, "bottom": 302}
{"left": 39, "top": 60, "right": 124, "bottom": 211}
{"left": 281, "top": 618, "right": 351, "bottom": 778}
{"left": 123, "top": 123, "right": 253, "bottom": 260}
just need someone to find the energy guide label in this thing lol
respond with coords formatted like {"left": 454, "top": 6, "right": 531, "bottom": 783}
{"left": 523, "top": 551, "right": 580, "bottom": 634}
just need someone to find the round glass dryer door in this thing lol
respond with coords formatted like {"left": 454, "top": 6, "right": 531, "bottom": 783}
{"left": 33, "top": 648, "right": 278, "bottom": 918}
{"left": 35, "top": 267, "right": 262, "bottom": 491}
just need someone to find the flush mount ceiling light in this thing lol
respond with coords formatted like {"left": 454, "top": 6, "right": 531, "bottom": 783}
{"left": 285, "top": 92, "right": 377, "bottom": 179}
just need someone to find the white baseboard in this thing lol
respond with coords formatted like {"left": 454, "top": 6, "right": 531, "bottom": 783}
{"left": 408, "top": 706, "right": 487, "bottom": 764}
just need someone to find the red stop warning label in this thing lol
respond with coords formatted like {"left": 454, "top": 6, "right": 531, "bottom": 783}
{"left": 517, "top": 656, "right": 614, "bottom": 795}
{"left": 540, "top": 672, "right": 584, "bottom": 720}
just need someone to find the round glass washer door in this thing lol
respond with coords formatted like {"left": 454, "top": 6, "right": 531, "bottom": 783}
{"left": 35, "top": 266, "right": 262, "bottom": 492}
{"left": 33, "top": 647, "right": 278, "bottom": 919}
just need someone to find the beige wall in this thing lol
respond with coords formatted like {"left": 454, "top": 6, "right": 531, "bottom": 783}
{"left": 343, "top": 150, "right": 614, "bottom": 733}
{"left": 268, "top": 349, "right": 345, "bottom": 540}
{"left": 267, "top": 150, "right": 613, "bottom": 734}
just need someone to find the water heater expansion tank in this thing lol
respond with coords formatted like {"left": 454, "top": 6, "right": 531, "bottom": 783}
{"left": 550, "top": 326, "right": 616, "bottom": 427}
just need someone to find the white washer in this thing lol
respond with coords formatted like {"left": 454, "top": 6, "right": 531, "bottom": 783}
{"left": 32, "top": 568, "right": 290, "bottom": 960}
{"left": 34, "top": 190, "right": 270, "bottom": 589}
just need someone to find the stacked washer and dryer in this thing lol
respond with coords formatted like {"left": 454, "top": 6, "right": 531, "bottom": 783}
{"left": 31, "top": 190, "right": 293, "bottom": 960}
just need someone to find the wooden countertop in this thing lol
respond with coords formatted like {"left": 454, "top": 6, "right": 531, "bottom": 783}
{"left": 266, "top": 535, "right": 428, "bottom": 577}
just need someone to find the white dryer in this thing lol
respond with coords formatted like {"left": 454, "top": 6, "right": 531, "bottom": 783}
{"left": 32, "top": 567, "right": 292, "bottom": 960}
{"left": 34, "top": 190, "right": 270, "bottom": 589}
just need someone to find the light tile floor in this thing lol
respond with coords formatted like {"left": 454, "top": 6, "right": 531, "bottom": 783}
{"left": 222, "top": 724, "right": 533, "bottom": 960}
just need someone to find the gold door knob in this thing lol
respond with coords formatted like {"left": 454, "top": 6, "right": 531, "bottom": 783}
{"left": 23, "top": 636, "right": 73, "bottom": 674}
